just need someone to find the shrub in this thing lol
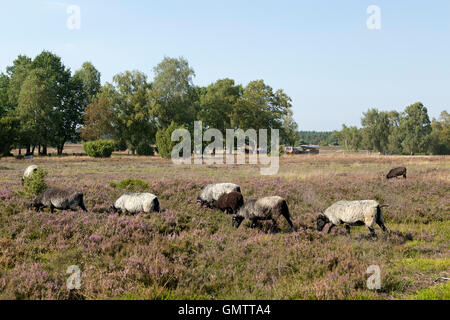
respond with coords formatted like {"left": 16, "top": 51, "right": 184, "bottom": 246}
{"left": 110, "top": 178, "right": 149, "bottom": 192}
{"left": 83, "top": 140, "right": 116, "bottom": 158}
{"left": 114, "top": 139, "right": 128, "bottom": 152}
{"left": 136, "top": 143, "right": 154, "bottom": 156}
{"left": 23, "top": 168, "right": 48, "bottom": 198}
{"left": 156, "top": 122, "right": 187, "bottom": 159}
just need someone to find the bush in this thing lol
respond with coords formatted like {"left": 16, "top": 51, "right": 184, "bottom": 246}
{"left": 156, "top": 122, "right": 187, "bottom": 159}
{"left": 23, "top": 168, "right": 48, "bottom": 198}
{"left": 110, "top": 178, "right": 149, "bottom": 192}
{"left": 114, "top": 139, "right": 128, "bottom": 152}
{"left": 83, "top": 140, "right": 116, "bottom": 158}
{"left": 136, "top": 143, "right": 154, "bottom": 156}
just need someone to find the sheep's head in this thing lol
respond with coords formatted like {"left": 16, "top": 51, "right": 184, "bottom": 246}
{"left": 316, "top": 213, "right": 329, "bottom": 231}
{"left": 28, "top": 196, "right": 43, "bottom": 211}
{"left": 232, "top": 215, "right": 244, "bottom": 228}
{"left": 108, "top": 205, "right": 119, "bottom": 214}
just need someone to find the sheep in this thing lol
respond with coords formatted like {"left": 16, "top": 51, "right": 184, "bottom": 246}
{"left": 22, "top": 165, "right": 38, "bottom": 184}
{"left": 110, "top": 193, "right": 160, "bottom": 214}
{"left": 29, "top": 188, "right": 87, "bottom": 213}
{"left": 197, "top": 183, "right": 241, "bottom": 208}
{"left": 212, "top": 191, "right": 244, "bottom": 214}
{"left": 232, "top": 196, "right": 295, "bottom": 232}
{"left": 316, "top": 200, "right": 388, "bottom": 237}
{"left": 386, "top": 167, "right": 407, "bottom": 179}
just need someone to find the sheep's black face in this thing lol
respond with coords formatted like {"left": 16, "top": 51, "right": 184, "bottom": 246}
{"left": 232, "top": 216, "right": 244, "bottom": 228}
{"left": 108, "top": 205, "right": 118, "bottom": 214}
{"left": 316, "top": 214, "right": 327, "bottom": 231}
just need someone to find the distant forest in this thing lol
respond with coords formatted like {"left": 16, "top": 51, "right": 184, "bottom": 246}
{"left": 295, "top": 131, "right": 338, "bottom": 146}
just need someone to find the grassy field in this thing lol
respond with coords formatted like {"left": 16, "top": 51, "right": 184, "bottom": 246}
{"left": 0, "top": 148, "right": 449, "bottom": 300}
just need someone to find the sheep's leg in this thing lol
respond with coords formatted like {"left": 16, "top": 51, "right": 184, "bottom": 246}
{"left": 368, "top": 227, "right": 377, "bottom": 237}
{"left": 283, "top": 214, "right": 295, "bottom": 232}
{"left": 270, "top": 219, "right": 278, "bottom": 233}
{"left": 80, "top": 202, "right": 87, "bottom": 212}
{"left": 50, "top": 204, "right": 55, "bottom": 214}
{"left": 250, "top": 219, "right": 258, "bottom": 228}
{"left": 344, "top": 224, "right": 351, "bottom": 234}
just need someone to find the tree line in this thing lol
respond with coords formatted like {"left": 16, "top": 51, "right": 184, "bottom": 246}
{"left": 334, "top": 103, "right": 449, "bottom": 155}
{"left": 0, "top": 51, "right": 298, "bottom": 156}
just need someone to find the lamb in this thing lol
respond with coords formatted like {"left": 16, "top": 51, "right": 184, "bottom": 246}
{"left": 197, "top": 183, "right": 241, "bottom": 208}
{"left": 22, "top": 165, "right": 38, "bottom": 184}
{"left": 232, "top": 196, "right": 295, "bottom": 232}
{"left": 386, "top": 167, "right": 407, "bottom": 179}
{"left": 29, "top": 188, "right": 87, "bottom": 213}
{"left": 213, "top": 191, "right": 244, "bottom": 214}
{"left": 316, "top": 200, "right": 388, "bottom": 237}
{"left": 110, "top": 193, "right": 160, "bottom": 214}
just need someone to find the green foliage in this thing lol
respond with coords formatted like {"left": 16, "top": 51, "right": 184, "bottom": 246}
{"left": 428, "top": 111, "right": 449, "bottom": 155}
{"left": 23, "top": 168, "right": 48, "bottom": 198}
{"left": 400, "top": 102, "right": 432, "bottom": 155}
{"left": 136, "top": 143, "right": 155, "bottom": 156}
{"left": 0, "top": 116, "right": 19, "bottom": 156}
{"left": 297, "top": 131, "right": 336, "bottom": 146}
{"left": 82, "top": 140, "right": 115, "bottom": 158}
{"left": 156, "top": 122, "right": 187, "bottom": 159}
{"left": 110, "top": 178, "right": 149, "bottom": 192}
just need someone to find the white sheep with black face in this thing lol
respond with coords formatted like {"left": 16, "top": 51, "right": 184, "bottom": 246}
{"left": 22, "top": 165, "right": 39, "bottom": 184}
{"left": 232, "top": 196, "right": 295, "bottom": 232}
{"left": 197, "top": 183, "right": 241, "bottom": 208}
{"left": 110, "top": 193, "right": 160, "bottom": 214}
{"left": 316, "top": 200, "right": 388, "bottom": 237}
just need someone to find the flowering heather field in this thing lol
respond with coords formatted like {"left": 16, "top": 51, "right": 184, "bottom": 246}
{"left": 0, "top": 152, "right": 449, "bottom": 300}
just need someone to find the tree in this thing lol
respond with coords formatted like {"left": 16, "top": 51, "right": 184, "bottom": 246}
{"left": 150, "top": 57, "right": 196, "bottom": 128}
{"left": 400, "top": 102, "right": 432, "bottom": 155}
{"left": 361, "top": 108, "right": 390, "bottom": 153}
{"left": 110, "top": 70, "right": 155, "bottom": 154}
{"left": 156, "top": 122, "right": 186, "bottom": 159}
{"left": 0, "top": 73, "right": 12, "bottom": 117}
{"left": 428, "top": 111, "right": 450, "bottom": 155}
{"left": 280, "top": 109, "right": 299, "bottom": 146}
{"left": 17, "top": 68, "right": 56, "bottom": 154}
{"left": 73, "top": 62, "right": 101, "bottom": 103}
{"left": 0, "top": 116, "right": 19, "bottom": 156}
{"left": 81, "top": 89, "right": 116, "bottom": 141}
{"left": 336, "top": 125, "right": 362, "bottom": 151}
{"left": 231, "top": 80, "right": 292, "bottom": 132}
{"left": 197, "top": 78, "right": 242, "bottom": 132}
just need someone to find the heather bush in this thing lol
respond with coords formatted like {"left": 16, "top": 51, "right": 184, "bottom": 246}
{"left": 110, "top": 178, "right": 149, "bottom": 192}
{"left": 83, "top": 140, "right": 115, "bottom": 158}
{"left": 23, "top": 168, "right": 48, "bottom": 198}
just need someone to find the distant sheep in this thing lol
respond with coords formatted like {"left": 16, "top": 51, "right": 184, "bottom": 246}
{"left": 29, "top": 188, "right": 87, "bottom": 213}
{"left": 197, "top": 183, "right": 241, "bottom": 208}
{"left": 232, "top": 196, "right": 295, "bottom": 232}
{"left": 213, "top": 191, "right": 244, "bottom": 214}
{"left": 317, "top": 200, "right": 388, "bottom": 237}
{"left": 386, "top": 167, "right": 407, "bottom": 179}
{"left": 22, "top": 165, "right": 38, "bottom": 184}
{"left": 110, "top": 193, "right": 160, "bottom": 214}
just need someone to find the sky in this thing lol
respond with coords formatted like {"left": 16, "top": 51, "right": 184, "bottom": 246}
{"left": 0, "top": 0, "right": 449, "bottom": 131}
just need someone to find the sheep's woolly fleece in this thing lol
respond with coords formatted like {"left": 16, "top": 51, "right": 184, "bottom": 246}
{"left": 198, "top": 183, "right": 241, "bottom": 203}
{"left": 114, "top": 193, "right": 160, "bottom": 213}
{"left": 323, "top": 200, "right": 380, "bottom": 227}
{"left": 237, "top": 196, "right": 286, "bottom": 220}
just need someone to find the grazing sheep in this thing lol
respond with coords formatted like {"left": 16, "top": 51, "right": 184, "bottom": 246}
{"left": 22, "top": 165, "right": 38, "bottom": 184}
{"left": 213, "top": 191, "right": 244, "bottom": 214}
{"left": 386, "top": 167, "right": 407, "bottom": 179}
{"left": 232, "top": 196, "right": 295, "bottom": 232}
{"left": 110, "top": 193, "right": 160, "bottom": 214}
{"left": 317, "top": 200, "right": 388, "bottom": 237}
{"left": 29, "top": 188, "right": 87, "bottom": 213}
{"left": 197, "top": 183, "right": 241, "bottom": 208}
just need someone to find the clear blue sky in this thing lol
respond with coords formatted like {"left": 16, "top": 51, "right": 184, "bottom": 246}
{"left": 1, "top": 0, "right": 449, "bottom": 130}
